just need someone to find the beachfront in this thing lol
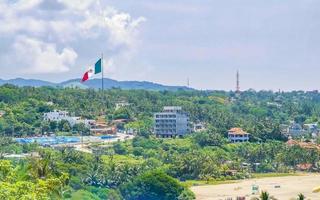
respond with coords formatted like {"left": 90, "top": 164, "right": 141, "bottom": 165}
{"left": 191, "top": 174, "right": 320, "bottom": 200}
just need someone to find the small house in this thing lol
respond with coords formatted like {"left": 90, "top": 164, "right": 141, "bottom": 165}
{"left": 228, "top": 128, "right": 250, "bottom": 143}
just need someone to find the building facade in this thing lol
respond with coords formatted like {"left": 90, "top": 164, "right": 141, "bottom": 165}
{"left": 288, "top": 123, "right": 306, "bottom": 137}
{"left": 0, "top": 110, "right": 5, "bottom": 118}
{"left": 193, "top": 122, "right": 207, "bottom": 132}
{"left": 43, "top": 110, "right": 95, "bottom": 127}
{"left": 43, "top": 110, "right": 69, "bottom": 121}
{"left": 154, "top": 106, "right": 190, "bottom": 138}
{"left": 228, "top": 127, "right": 250, "bottom": 143}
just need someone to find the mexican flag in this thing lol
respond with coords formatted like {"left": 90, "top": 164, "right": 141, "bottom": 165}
{"left": 81, "top": 58, "right": 102, "bottom": 82}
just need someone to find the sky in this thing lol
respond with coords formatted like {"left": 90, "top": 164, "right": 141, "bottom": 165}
{"left": 0, "top": 0, "right": 320, "bottom": 91}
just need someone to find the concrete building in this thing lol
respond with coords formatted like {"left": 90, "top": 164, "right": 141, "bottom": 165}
{"left": 0, "top": 110, "right": 5, "bottom": 118}
{"left": 288, "top": 123, "right": 306, "bottom": 137}
{"left": 90, "top": 124, "right": 117, "bottom": 135}
{"left": 154, "top": 106, "right": 190, "bottom": 138}
{"left": 43, "top": 110, "right": 68, "bottom": 121}
{"left": 304, "top": 123, "right": 318, "bottom": 133}
{"left": 193, "top": 122, "right": 207, "bottom": 132}
{"left": 90, "top": 117, "right": 116, "bottom": 135}
{"left": 43, "top": 110, "right": 95, "bottom": 127}
{"left": 228, "top": 127, "right": 250, "bottom": 143}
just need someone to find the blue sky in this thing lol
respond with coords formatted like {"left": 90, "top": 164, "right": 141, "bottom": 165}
{"left": 0, "top": 0, "right": 320, "bottom": 91}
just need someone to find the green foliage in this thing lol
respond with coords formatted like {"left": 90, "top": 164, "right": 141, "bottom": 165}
{"left": 192, "top": 131, "right": 226, "bottom": 147}
{"left": 73, "top": 123, "right": 90, "bottom": 135}
{"left": 125, "top": 116, "right": 154, "bottom": 137}
{"left": 0, "top": 135, "right": 319, "bottom": 199}
{"left": 0, "top": 160, "right": 15, "bottom": 182}
{"left": 297, "top": 193, "right": 305, "bottom": 200}
{"left": 120, "top": 170, "right": 194, "bottom": 200}
{"left": 0, "top": 85, "right": 319, "bottom": 145}
{"left": 70, "top": 190, "right": 100, "bottom": 200}
{"left": 178, "top": 189, "right": 196, "bottom": 200}
{"left": 260, "top": 191, "right": 270, "bottom": 200}
{"left": 0, "top": 159, "right": 68, "bottom": 200}
{"left": 113, "top": 107, "right": 132, "bottom": 120}
{"left": 0, "top": 85, "right": 312, "bottom": 141}
{"left": 113, "top": 142, "right": 128, "bottom": 155}
{"left": 2, "top": 86, "right": 320, "bottom": 199}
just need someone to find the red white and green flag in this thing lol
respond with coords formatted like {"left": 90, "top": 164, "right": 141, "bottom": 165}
{"left": 81, "top": 58, "right": 102, "bottom": 82}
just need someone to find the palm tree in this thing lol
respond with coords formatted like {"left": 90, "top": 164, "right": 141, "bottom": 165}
{"left": 260, "top": 191, "right": 270, "bottom": 200}
{"left": 28, "top": 155, "right": 51, "bottom": 179}
{"left": 297, "top": 193, "right": 305, "bottom": 200}
{"left": 83, "top": 155, "right": 106, "bottom": 187}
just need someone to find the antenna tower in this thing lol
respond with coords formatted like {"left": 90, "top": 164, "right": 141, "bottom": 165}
{"left": 236, "top": 70, "right": 240, "bottom": 93}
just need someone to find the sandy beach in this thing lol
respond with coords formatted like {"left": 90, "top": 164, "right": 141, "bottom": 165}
{"left": 191, "top": 174, "right": 320, "bottom": 200}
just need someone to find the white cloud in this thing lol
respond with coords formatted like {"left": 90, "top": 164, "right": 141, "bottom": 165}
{"left": 75, "top": 4, "right": 146, "bottom": 48}
{"left": 103, "top": 57, "right": 115, "bottom": 74}
{"left": 57, "top": 0, "right": 95, "bottom": 10}
{"left": 9, "top": 0, "right": 43, "bottom": 11}
{"left": 0, "top": 0, "right": 146, "bottom": 76}
{"left": 0, "top": 1, "right": 47, "bottom": 36}
{"left": 141, "top": 2, "right": 208, "bottom": 14}
{"left": 49, "top": 20, "right": 76, "bottom": 42}
{"left": 13, "top": 36, "right": 77, "bottom": 74}
{"left": 104, "top": 13, "right": 146, "bottom": 47}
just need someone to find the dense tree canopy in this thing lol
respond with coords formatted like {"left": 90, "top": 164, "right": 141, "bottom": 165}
{"left": 1, "top": 85, "right": 320, "bottom": 141}
{"left": 1, "top": 85, "right": 320, "bottom": 199}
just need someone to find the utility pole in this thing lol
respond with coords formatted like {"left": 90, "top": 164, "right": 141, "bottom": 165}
{"left": 101, "top": 53, "right": 104, "bottom": 91}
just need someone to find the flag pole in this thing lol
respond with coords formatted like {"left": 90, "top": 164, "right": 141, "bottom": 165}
{"left": 101, "top": 53, "right": 104, "bottom": 91}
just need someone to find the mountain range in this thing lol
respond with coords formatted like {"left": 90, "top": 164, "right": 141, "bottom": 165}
{"left": 0, "top": 78, "right": 193, "bottom": 91}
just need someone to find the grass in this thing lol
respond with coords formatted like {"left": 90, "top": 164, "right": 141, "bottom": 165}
{"left": 183, "top": 173, "right": 302, "bottom": 187}
{"left": 182, "top": 179, "right": 238, "bottom": 187}
{"left": 252, "top": 172, "right": 302, "bottom": 179}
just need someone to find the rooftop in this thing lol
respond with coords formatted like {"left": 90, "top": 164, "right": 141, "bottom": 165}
{"left": 228, "top": 128, "right": 249, "bottom": 135}
{"left": 296, "top": 163, "right": 313, "bottom": 170}
{"left": 286, "top": 139, "right": 320, "bottom": 150}
{"left": 163, "top": 106, "right": 182, "bottom": 111}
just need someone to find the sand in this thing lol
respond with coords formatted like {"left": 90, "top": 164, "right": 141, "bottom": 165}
{"left": 191, "top": 174, "right": 320, "bottom": 200}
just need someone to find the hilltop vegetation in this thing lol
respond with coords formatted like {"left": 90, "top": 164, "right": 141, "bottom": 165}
{"left": 0, "top": 78, "right": 192, "bottom": 91}
{"left": 1, "top": 135, "right": 319, "bottom": 199}
{"left": 1, "top": 84, "right": 320, "bottom": 139}
{"left": 1, "top": 85, "right": 320, "bottom": 199}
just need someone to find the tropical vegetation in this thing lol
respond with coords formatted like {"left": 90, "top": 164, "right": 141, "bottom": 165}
{"left": 1, "top": 85, "right": 320, "bottom": 199}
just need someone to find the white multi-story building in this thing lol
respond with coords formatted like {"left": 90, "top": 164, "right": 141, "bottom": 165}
{"left": 43, "top": 110, "right": 95, "bottom": 127}
{"left": 154, "top": 106, "right": 190, "bottom": 138}
{"left": 43, "top": 110, "right": 68, "bottom": 121}
{"left": 228, "top": 128, "right": 250, "bottom": 143}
